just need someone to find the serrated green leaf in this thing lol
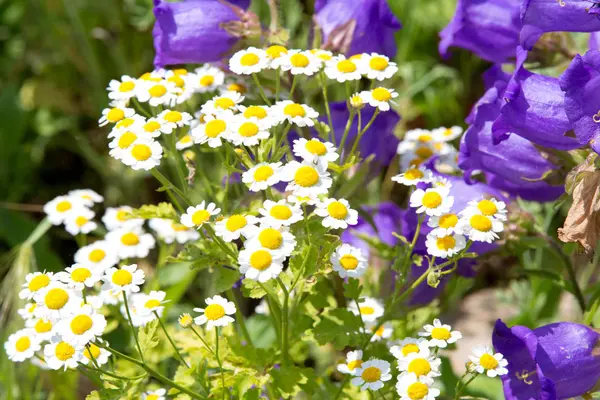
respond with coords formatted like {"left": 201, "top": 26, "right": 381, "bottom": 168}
{"left": 344, "top": 279, "right": 362, "bottom": 299}
{"left": 213, "top": 267, "right": 241, "bottom": 293}
{"left": 130, "top": 202, "right": 177, "bottom": 220}
{"left": 313, "top": 308, "right": 361, "bottom": 349}
{"left": 139, "top": 319, "right": 160, "bottom": 353}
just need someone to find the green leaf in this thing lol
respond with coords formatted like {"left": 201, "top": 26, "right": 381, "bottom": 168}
{"left": 243, "top": 387, "right": 261, "bottom": 400}
{"left": 129, "top": 202, "right": 176, "bottom": 220}
{"left": 344, "top": 279, "right": 362, "bottom": 299}
{"left": 313, "top": 308, "right": 361, "bottom": 349}
{"left": 138, "top": 319, "right": 160, "bottom": 353}
{"left": 241, "top": 278, "right": 271, "bottom": 299}
{"left": 271, "top": 366, "right": 320, "bottom": 398}
{"left": 213, "top": 267, "right": 241, "bottom": 293}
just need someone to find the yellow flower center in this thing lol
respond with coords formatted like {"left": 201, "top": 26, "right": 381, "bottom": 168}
{"left": 408, "top": 358, "right": 432, "bottom": 377}
{"left": 283, "top": 103, "right": 306, "bottom": 117}
{"left": 84, "top": 344, "right": 101, "bottom": 360}
{"left": 418, "top": 134, "right": 433, "bottom": 142}
{"left": 71, "top": 268, "right": 91, "bottom": 283}
{"left": 305, "top": 139, "right": 327, "bottom": 155}
{"left": 239, "top": 122, "right": 259, "bottom": 137}
{"left": 121, "top": 232, "right": 140, "bottom": 246}
{"left": 167, "top": 74, "right": 185, "bottom": 88}
{"left": 55, "top": 342, "right": 75, "bottom": 361}
{"left": 444, "top": 128, "right": 454, "bottom": 137}
{"left": 205, "top": 119, "right": 226, "bottom": 138}
{"left": 116, "top": 118, "right": 135, "bottom": 128}
{"left": 361, "top": 366, "right": 381, "bottom": 383}
{"left": 35, "top": 319, "right": 52, "bottom": 333}
{"left": 70, "top": 314, "right": 93, "bottom": 335}
{"left": 192, "top": 210, "right": 211, "bottom": 225}
{"left": 347, "top": 359, "right": 362, "bottom": 371}
{"left": 139, "top": 72, "right": 161, "bottom": 81}
{"left": 266, "top": 45, "right": 287, "bottom": 58}
{"left": 431, "top": 327, "right": 451, "bottom": 340}
{"left": 270, "top": 205, "right": 292, "bottom": 220}
{"left": 470, "top": 215, "right": 492, "bottom": 232}
{"left": 118, "top": 131, "right": 137, "bottom": 149}
{"left": 254, "top": 165, "right": 274, "bottom": 182}
{"left": 116, "top": 209, "right": 130, "bottom": 221}
{"left": 317, "top": 52, "right": 332, "bottom": 61}
{"left": 339, "top": 254, "right": 358, "bottom": 270}
{"left": 112, "top": 269, "right": 133, "bottom": 286}
{"left": 142, "top": 122, "right": 161, "bottom": 134}
{"left": 436, "top": 235, "right": 456, "bottom": 250}
{"left": 228, "top": 83, "right": 246, "bottom": 93}
{"left": 369, "top": 57, "right": 389, "bottom": 71}
{"left": 119, "top": 81, "right": 135, "bottom": 92}
{"left": 422, "top": 192, "right": 442, "bottom": 209}
{"left": 244, "top": 106, "right": 267, "bottom": 119}
{"left": 294, "top": 166, "right": 319, "bottom": 187}
{"left": 146, "top": 395, "right": 159, "bottom": 400}
{"left": 415, "top": 147, "right": 434, "bottom": 159}
{"left": 402, "top": 343, "right": 420, "bottom": 356}
{"left": 173, "top": 68, "right": 187, "bottom": 75}
{"left": 438, "top": 214, "right": 458, "bottom": 229}
{"left": 215, "top": 97, "right": 235, "bottom": 110}
{"left": 205, "top": 304, "right": 226, "bottom": 320}
{"left": 337, "top": 60, "right": 357, "bottom": 73}
{"left": 164, "top": 111, "right": 182, "bottom": 123}
{"left": 350, "top": 54, "right": 363, "bottom": 60}
{"left": 145, "top": 299, "right": 161, "bottom": 309}
{"left": 88, "top": 249, "right": 106, "bottom": 263}
{"left": 15, "top": 337, "right": 31, "bottom": 352}
{"left": 200, "top": 75, "right": 215, "bottom": 87}
{"left": 131, "top": 144, "right": 152, "bottom": 161}
{"left": 407, "top": 382, "right": 429, "bottom": 400}
{"left": 327, "top": 201, "right": 348, "bottom": 219}
{"left": 479, "top": 354, "right": 499, "bottom": 370}
{"left": 225, "top": 214, "right": 247, "bottom": 231}
{"left": 149, "top": 84, "right": 167, "bottom": 97}
{"left": 75, "top": 216, "right": 88, "bottom": 227}
{"left": 27, "top": 303, "right": 36, "bottom": 313}
{"left": 359, "top": 306, "right": 375, "bottom": 315}
{"left": 45, "top": 288, "right": 69, "bottom": 310}
{"left": 290, "top": 53, "right": 310, "bottom": 67}
{"left": 258, "top": 228, "right": 283, "bottom": 249}
{"left": 240, "top": 53, "right": 260, "bottom": 66}
{"left": 28, "top": 275, "right": 50, "bottom": 291}
{"left": 171, "top": 222, "right": 188, "bottom": 231}
{"left": 107, "top": 108, "right": 125, "bottom": 122}
{"left": 404, "top": 168, "right": 424, "bottom": 181}
{"left": 477, "top": 200, "right": 498, "bottom": 216}
{"left": 372, "top": 88, "right": 392, "bottom": 102}
{"left": 250, "top": 249, "right": 272, "bottom": 270}
{"left": 179, "top": 135, "right": 192, "bottom": 144}
{"left": 374, "top": 325, "right": 385, "bottom": 336}
{"left": 56, "top": 201, "right": 72, "bottom": 212}
{"left": 179, "top": 314, "right": 193, "bottom": 327}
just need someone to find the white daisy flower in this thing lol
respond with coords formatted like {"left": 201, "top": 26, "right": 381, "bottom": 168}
{"left": 457, "top": 213, "right": 503, "bottom": 243}
{"left": 108, "top": 127, "right": 152, "bottom": 161}
{"left": 180, "top": 202, "right": 221, "bottom": 228}
{"left": 363, "top": 53, "right": 398, "bottom": 81}
{"left": 265, "top": 45, "right": 289, "bottom": 68}
{"left": 84, "top": 295, "right": 105, "bottom": 310}
{"left": 4, "top": 329, "right": 41, "bottom": 362}
{"left": 364, "top": 321, "right": 393, "bottom": 342}
{"left": 19, "top": 272, "right": 57, "bottom": 300}
{"left": 419, "top": 319, "right": 462, "bottom": 348}
{"left": 34, "top": 283, "right": 81, "bottom": 321}
{"left": 430, "top": 176, "right": 453, "bottom": 191}
{"left": 228, "top": 117, "right": 271, "bottom": 147}
{"left": 258, "top": 199, "right": 304, "bottom": 228}
{"left": 392, "top": 166, "right": 433, "bottom": 186}
{"left": 337, "top": 350, "right": 363, "bottom": 374}
{"left": 324, "top": 55, "right": 364, "bottom": 82}
{"left": 105, "top": 227, "right": 156, "bottom": 259}
{"left": 176, "top": 134, "right": 194, "bottom": 150}
{"left": 102, "top": 206, "right": 144, "bottom": 230}
{"left": 107, "top": 75, "right": 139, "bottom": 102}
{"left": 43, "top": 338, "right": 85, "bottom": 370}
{"left": 54, "top": 304, "right": 107, "bottom": 346}
{"left": 220, "top": 81, "right": 248, "bottom": 96}
{"left": 396, "top": 347, "right": 442, "bottom": 383}
{"left": 310, "top": 49, "right": 334, "bottom": 62}
{"left": 432, "top": 126, "right": 463, "bottom": 142}
{"left": 193, "top": 65, "right": 225, "bottom": 93}
{"left": 193, "top": 295, "right": 236, "bottom": 330}
{"left": 396, "top": 373, "right": 441, "bottom": 400}
{"left": 238, "top": 246, "right": 286, "bottom": 282}
{"left": 119, "top": 295, "right": 153, "bottom": 327}
{"left": 138, "top": 117, "right": 170, "bottom": 136}
{"left": 330, "top": 244, "right": 368, "bottom": 279}
{"left": 135, "top": 80, "right": 181, "bottom": 107}
{"left": 425, "top": 232, "right": 467, "bottom": 259}
{"left": 68, "top": 189, "right": 104, "bottom": 206}
{"left": 314, "top": 198, "right": 358, "bottom": 229}
{"left": 272, "top": 101, "right": 319, "bottom": 127}
{"left": 280, "top": 161, "right": 332, "bottom": 197}
{"left": 403, "top": 129, "right": 436, "bottom": 143}
{"left": 351, "top": 359, "right": 392, "bottom": 391}
{"left": 142, "top": 388, "right": 167, "bottom": 400}
{"left": 178, "top": 313, "right": 194, "bottom": 328}
{"left": 242, "top": 162, "right": 283, "bottom": 192}
{"left": 427, "top": 212, "right": 461, "bottom": 237}
{"left": 462, "top": 198, "right": 507, "bottom": 221}
{"left": 17, "top": 302, "right": 38, "bottom": 320}
{"left": 120, "top": 138, "right": 163, "bottom": 170}
{"left": 57, "top": 263, "right": 103, "bottom": 291}
{"left": 102, "top": 264, "right": 145, "bottom": 295}
{"left": 81, "top": 342, "right": 111, "bottom": 366}
{"left": 214, "top": 214, "right": 259, "bottom": 242}
{"left": 292, "top": 138, "right": 339, "bottom": 167}
{"left": 201, "top": 91, "right": 244, "bottom": 115}
{"left": 25, "top": 317, "right": 55, "bottom": 342}
{"left": 409, "top": 187, "right": 453, "bottom": 217}
{"left": 239, "top": 105, "right": 274, "bottom": 126}
{"left": 43, "top": 195, "right": 86, "bottom": 225}
{"left": 390, "top": 338, "right": 430, "bottom": 360}
{"left": 148, "top": 218, "right": 201, "bottom": 244}
{"left": 74, "top": 240, "right": 118, "bottom": 272}
{"left": 191, "top": 111, "right": 234, "bottom": 148}
{"left": 349, "top": 92, "right": 366, "bottom": 109}
{"left": 138, "top": 70, "right": 165, "bottom": 82}
{"left": 280, "top": 49, "right": 322, "bottom": 76}
{"left": 348, "top": 297, "right": 384, "bottom": 323}
{"left": 229, "top": 47, "right": 269, "bottom": 75}
{"left": 133, "top": 290, "right": 167, "bottom": 319}
{"left": 361, "top": 87, "right": 398, "bottom": 111}
{"left": 469, "top": 346, "right": 509, "bottom": 377}
{"left": 64, "top": 207, "right": 97, "bottom": 236}
{"left": 244, "top": 225, "right": 297, "bottom": 257}
{"left": 157, "top": 109, "right": 193, "bottom": 133}
{"left": 98, "top": 105, "right": 135, "bottom": 126}
{"left": 111, "top": 113, "right": 144, "bottom": 131}
{"left": 98, "top": 289, "right": 121, "bottom": 306}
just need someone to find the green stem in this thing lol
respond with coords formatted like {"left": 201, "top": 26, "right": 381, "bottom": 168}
{"left": 585, "top": 296, "right": 600, "bottom": 325}
{"left": 320, "top": 72, "right": 335, "bottom": 142}
{"left": 275, "top": 69, "right": 281, "bottom": 101}
{"left": 338, "top": 109, "right": 356, "bottom": 157}
{"left": 333, "top": 375, "right": 350, "bottom": 400}
{"left": 454, "top": 374, "right": 477, "bottom": 400}
{"left": 289, "top": 75, "right": 298, "bottom": 98}
{"left": 150, "top": 169, "right": 186, "bottom": 212}
{"left": 204, "top": 224, "right": 237, "bottom": 260}
{"left": 226, "top": 289, "right": 254, "bottom": 346}
{"left": 252, "top": 74, "right": 272, "bottom": 106}
{"left": 167, "top": 131, "right": 189, "bottom": 193}
{"left": 122, "top": 291, "right": 144, "bottom": 362}
{"left": 215, "top": 327, "right": 226, "bottom": 400}
{"left": 349, "top": 110, "right": 379, "bottom": 158}
{"left": 189, "top": 325, "right": 217, "bottom": 356}
{"left": 276, "top": 277, "right": 290, "bottom": 367}
{"left": 155, "top": 311, "right": 190, "bottom": 368}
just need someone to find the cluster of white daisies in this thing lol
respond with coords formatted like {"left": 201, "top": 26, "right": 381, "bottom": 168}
{"left": 397, "top": 127, "right": 464, "bottom": 174}
{"left": 337, "top": 318, "right": 507, "bottom": 397}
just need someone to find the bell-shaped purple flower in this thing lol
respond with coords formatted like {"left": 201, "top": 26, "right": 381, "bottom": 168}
{"left": 152, "top": 0, "right": 250, "bottom": 67}
{"left": 520, "top": 0, "right": 600, "bottom": 50}
{"left": 559, "top": 50, "right": 600, "bottom": 154}
{"left": 492, "top": 47, "right": 581, "bottom": 150}
{"left": 439, "top": 0, "right": 520, "bottom": 63}
{"left": 492, "top": 319, "right": 600, "bottom": 399}
{"left": 314, "top": 0, "right": 401, "bottom": 58}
